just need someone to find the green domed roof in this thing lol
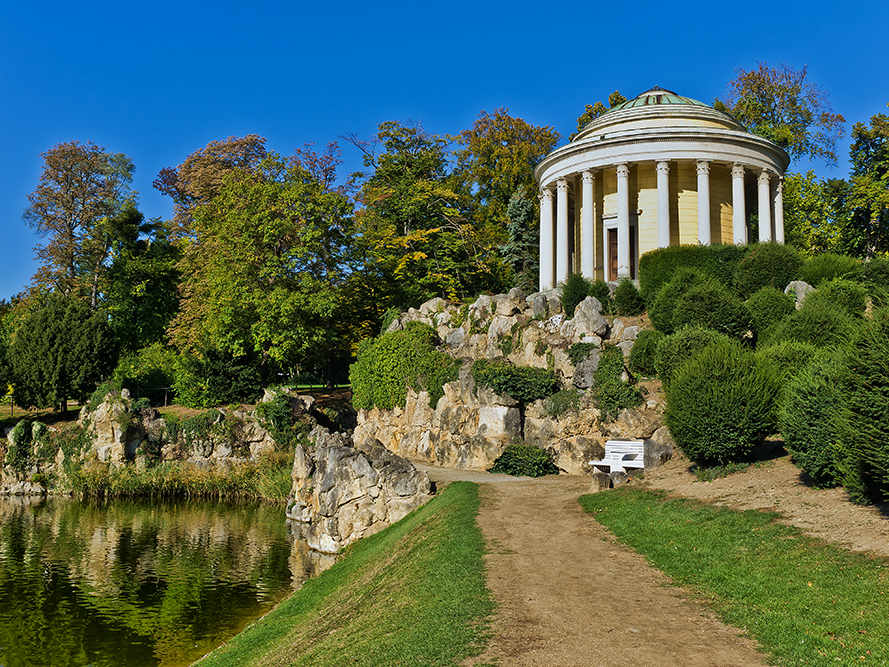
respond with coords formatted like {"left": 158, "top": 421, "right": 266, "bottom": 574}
{"left": 608, "top": 86, "right": 710, "bottom": 112}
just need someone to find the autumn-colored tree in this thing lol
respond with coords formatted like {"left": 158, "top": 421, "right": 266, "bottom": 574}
{"left": 153, "top": 134, "right": 268, "bottom": 238}
{"left": 715, "top": 62, "right": 846, "bottom": 166}
{"left": 23, "top": 141, "right": 137, "bottom": 307}
{"left": 571, "top": 91, "right": 626, "bottom": 140}
{"left": 846, "top": 111, "right": 889, "bottom": 259}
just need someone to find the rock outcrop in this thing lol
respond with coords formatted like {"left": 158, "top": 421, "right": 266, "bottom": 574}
{"left": 287, "top": 426, "right": 433, "bottom": 553}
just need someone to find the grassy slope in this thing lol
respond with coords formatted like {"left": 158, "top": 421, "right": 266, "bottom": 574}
{"left": 581, "top": 487, "right": 889, "bottom": 666}
{"left": 194, "top": 481, "right": 493, "bottom": 667}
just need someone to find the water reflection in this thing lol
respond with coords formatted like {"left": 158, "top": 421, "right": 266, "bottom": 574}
{"left": 0, "top": 496, "right": 333, "bottom": 667}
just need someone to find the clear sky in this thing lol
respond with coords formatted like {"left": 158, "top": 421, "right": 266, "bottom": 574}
{"left": 1, "top": 0, "right": 886, "bottom": 300}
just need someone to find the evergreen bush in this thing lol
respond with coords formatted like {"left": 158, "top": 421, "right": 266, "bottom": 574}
{"left": 544, "top": 389, "right": 583, "bottom": 417}
{"left": 172, "top": 349, "right": 263, "bottom": 409}
{"left": 592, "top": 345, "right": 643, "bottom": 421}
{"left": 733, "top": 243, "right": 803, "bottom": 299}
{"left": 588, "top": 280, "right": 613, "bottom": 313}
{"left": 567, "top": 342, "right": 597, "bottom": 366}
{"left": 649, "top": 268, "right": 711, "bottom": 334}
{"left": 488, "top": 443, "right": 559, "bottom": 477}
{"left": 799, "top": 252, "right": 861, "bottom": 286}
{"left": 472, "top": 359, "right": 559, "bottom": 403}
{"left": 755, "top": 339, "right": 820, "bottom": 414}
{"left": 628, "top": 329, "right": 664, "bottom": 376}
{"left": 763, "top": 298, "right": 855, "bottom": 349}
{"left": 350, "top": 322, "right": 461, "bottom": 411}
{"left": 851, "top": 257, "right": 889, "bottom": 307}
{"left": 665, "top": 338, "right": 781, "bottom": 466}
{"left": 779, "top": 352, "right": 843, "bottom": 488}
{"left": 561, "top": 273, "right": 591, "bottom": 317}
{"left": 654, "top": 326, "right": 731, "bottom": 386}
{"left": 745, "top": 287, "right": 796, "bottom": 339}
{"left": 612, "top": 279, "right": 645, "bottom": 316}
{"left": 671, "top": 282, "right": 753, "bottom": 339}
{"left": 803, "top": 278, "right": 868, "bottom": 318}
{"left": 638, "top": 244, "right": 744, "bottom": 304}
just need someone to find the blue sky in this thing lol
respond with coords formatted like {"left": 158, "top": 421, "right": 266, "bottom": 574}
{"left": 1, "top": 0, "right": 886, "bottom": 299}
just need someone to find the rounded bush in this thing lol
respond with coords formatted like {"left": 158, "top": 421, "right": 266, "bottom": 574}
{"left": 628, "top": 329, "right": 664, "bottom": 376}
{"left": 588, "top": 279, "right": 612, "bottom": 312}
{"left": 671, "top": 282, "right": 753, "bottom": 339}
{"left": 734, "top": 243, "right": 803, "bottom": 299}
{"left": 488, "top": 444, "right": 559, "bottom": 477}
{"left": 763, "top": 298, "right": 855, "bottom": 349}
{"left": 803, "top": 278, "right": 868, "bottom": 318}
{"left": 665, "top": 339, "right": 781, "bottom": 466}
{"left": 649, "top": 268, "right": 711, "bottom": 334}
{"left": 799, "top": 252, "right": 861, "bottom": 287}
{"left": 850, "top": 257, "right": 889, "bottom": 307}
{"left": 638, "top": 243, "right": 744, "bottom": 304}
{"left": 561, "top": 273, "right": 591, "bottom": 318}
{"left": 654, "top": 326, "right": 732, "bottom": 386}
{"left": 612, "top": 279, "right": 645, "bottom": 316}
{"left": 472, "top": 359, "right": 559, "bottom": 403}
{"left": 745, "top": 287, "right": 795, "bottom": 339}
{"left": 779, "top": 352, "right": 843, "bottom": 488}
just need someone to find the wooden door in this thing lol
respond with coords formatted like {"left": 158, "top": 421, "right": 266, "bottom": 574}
{"left": 608, "top": 228, "right": 618, "bottom": 281}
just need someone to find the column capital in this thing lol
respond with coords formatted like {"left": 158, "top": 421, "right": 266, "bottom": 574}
{"left": 696, "top": 160, "right": 710, "bottom": 176}
{"left": 758, "top": 170, "right": 772, "bottom": 185}
{"left": 539, "top": 187, "right": 553, "bottom": 202}
{"left": 582, "top": 170, "right": 595, "bottom": 184}
{"left": 556, "top": 178, "right": 569, "bottom": 192}
{"left": 616, "top": 163, "right": 630, "bottom": 178}
{"left": 656, "top": 161, "right": 670, "bottom": 175}
{"left": 731, "top": 163, "right": 746, "bottom": 179}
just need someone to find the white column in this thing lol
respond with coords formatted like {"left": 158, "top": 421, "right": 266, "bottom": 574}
{"left": 657, "top": 161, "right": 670, "bottom": 248}
{"left": 616, "top": 163, "right": 631, "bottom": 279}
{"left": 774, "top": 177, "right": 785, "bottom": 244}
{"left": 731, "top": 163, "right": 747, "bottom": 244}
{"left": 696, "top": 160, "right": 711, "bottom": 245}
{"left": 538, "top": 188, "right": 554, "bottom": 291}
{"left": 581, "top": 171, "right": 595, "bottom": 278}
{"left": 758, "top": 170, "right": 772, "bottom": 243}
{"left": 556, "top": 178, "right": 569, "bottom": 285}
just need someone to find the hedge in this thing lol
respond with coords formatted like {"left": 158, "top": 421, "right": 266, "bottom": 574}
{"left": 733, "top": 243, "right": 803, "bottom": 299}
{"left": 638, "top": 244, "right": 745, "bottom": 304}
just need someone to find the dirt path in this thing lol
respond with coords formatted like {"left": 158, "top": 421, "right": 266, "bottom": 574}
{"left": 416, "top": 465, "right": 766, "bottom": 667}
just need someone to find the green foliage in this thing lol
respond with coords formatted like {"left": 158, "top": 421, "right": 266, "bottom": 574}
{"left": 8, "top": 293, "right": 119, "bottom": 410}
{"left": 592, "top": 345, "right": 643, "bottom": 421}
{"left": 379, "top": 308, "right": 401, "bottom": 334}
{"left": 587, "top": 279, "right": 612, "bottom": 312}
{"left": 567, "top": 342, "right": 596, "bottom": 366}
{"left": 763, "top": 298, "right": 855, "bottom": 349}
{"left": 733, "top": 243, "right": 803, "bottom": 299}
{"left": 780, "top": 353, "right": 842, "bottom": 488}
{"left": 560, "top": 273, "right": 591, "bottom": 318}
{"left": 350, "top": 322, "right": 460, "bottom": 411}
{"left": 6, "top": 420, "right": 32, "bottom": 472}
{"left": 803, "top": 278, "right": 868, "bottom": 318}
{"left": 172, "top": 349, "right": 263, "bottom": 409}
{"left": 638, "top": 244, "right": 744, "bottom": 304}
{"left": 654, "top": 326, "right": 731, "bottom": 386}
{"left": 472, "top": 359, "right": 559, "bottom": 403}
{"left": 488, "top": 443, "right": 558, "bottom": 477}
{"left": 745, "top": 287, "right": 796, "bottom": 338}
{"left": 544, "top": 389, "right": 583, "bottom": 417}
{"left": 112, "top": 342, "right": 178, "bottom": 398}
{"left": 628, "top": 329, "right": 664, "bottom": 376}
{"left": 500, "top": 188, "right": 539, "bottom": 293}
{"left": 755, "top": 339, "right": 820, "bottom": 416}
{"left": 648, "top": 268, "right": 711, "bottom": 334}
{"left": 671, "top": 281, "right": 753, "bottom": 339}
{"left": 799, "top": 252, "right": 861, "bottom": 286}
{"left": 611, "top": 279, "right": 645, "bottom": 316}
{"left": 255, "top": 391, "right": 306, "bottom": 450}
{"left": 665, "top": 338, "right": 781, "bottom": 465}
{"left": 850, "top": 256, "right": 889, "bottom": 307}
{"left": 832, "top": 310, "right": 889, "bottom": 503}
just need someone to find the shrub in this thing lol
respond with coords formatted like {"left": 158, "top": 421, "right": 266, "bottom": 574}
{"left": 638, "top": 244, "right": 745, "bottom": 304}
{"left": 832, "top": 309, "right": 889, "bottom": 503}
{"left": 567, "top": 342, "right": 596, "bottom": 366}
{"left": 763, "top": 298, "right": 855, "bottom": 349}
{"left": 172, "top": 348, "right": 263, "bottom": 409}
{"left": 472, "top": 360, "right": 559, "bottom": 403}
{"left": 665, "top": 338, "right": 781, "bottom": 466}
{"left": 654, "top": 326, "right": 731, "bottom": 386}
{"left": 488, "top": 443, "right": 559, "bottom": 477}
{"left": 745, "top": 287, "right": 796, "bottom": 339}
{"left": 803, "top": 278, "right": 868, "bottom": 318}
{"left": 649, "top": 268, "right": 711, "bottom": 333}
{"left": 780, "top": 352, "right": 843, "bottom": 488}
{"left": 612, "top": 279, "right": 645, "bottom": 316}
{"left": 560, "top": 273, "right": 591, "bottom": 317}
{"left": 799, "top": 252, "right": 861, "bottom": 286}
{"left": 733, "top": 243, "right": 803, "bottom": 299}
{"left": 255, "top": 391, "right": 306, "bottom": 450}
{"left": 7, "top": 420, "right": 32, "bottom": 471}
{"left": 850, "top": 257, "right": 889, "bottom": 307}
{"left": 628, "top": 329, "right": 664, "bottom": 376}
{"left": 112, "top": 342, "right": 178, "bottom": 400}
{"left": 588, "top": 280, "right": 613, "bottom": 313}
{"left": 350, "top": 322, "right": 461, "bottom": 411}
{"left": 379, "top": 308, "right": 402, "bottom": 334}
{"left": 544, "top": 389, "right": 583, "bottom": 417}
{"left": 592, "top": 345, "right": 643, "bottom": 421}
{"left": 671, "top": 282, "right": 753, "bottom": 340}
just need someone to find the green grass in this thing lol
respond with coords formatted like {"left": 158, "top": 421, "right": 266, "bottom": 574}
{"left": 580, "top": 487, "right": 889, "bottom": 666}
{"left": 195, "top": 481, "right": 493, "bottom": 667}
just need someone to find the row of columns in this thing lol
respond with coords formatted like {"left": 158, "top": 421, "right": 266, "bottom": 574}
{"left": 539, "top": 161, "right": 785, "bottom": 292}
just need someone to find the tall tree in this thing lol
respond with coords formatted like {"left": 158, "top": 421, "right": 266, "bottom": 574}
{"left": 715, "top": 62, "right": 846, "bottom": 166}
{"left": 571, "top": 91, "right": 626, "bottom": 140}
{"left": 846, "top": 111, "right": 889, "bottom": 259}
{"left": 782, "top": 171, "right": 847, "bottom": 257}
{"left": 500, "top": 188, "right": 539, "bottom": 293}
{"left": 23, "top": 141, "right": 137, "bottom": 306}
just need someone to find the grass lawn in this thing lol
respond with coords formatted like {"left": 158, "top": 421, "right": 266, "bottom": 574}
{"left": 194, "top": 481, "right": 493, "bottom": 667}
{"left": 580, "top": 487, "right": 889, "bottom": 666}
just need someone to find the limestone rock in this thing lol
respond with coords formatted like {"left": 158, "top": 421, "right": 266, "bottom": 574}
{"left": 572, "top": 297, "right": 608, "bottom": 338}
{"left": 609, "top": 470, "right": 630, "bottom": 487}
{"left": 611, "top": 318, "right": 625, "bottom": 341}
{"left": 784, "top": 280, "right": 816, "bottom": 309}
{"left": 573, "top": 350, "right": 601, "bottom": 389}
{"left": 589, "top": 469, "right": 612, "bottom": 492}
{"left": 530, "top": 293, "right": 548, "bottom": 318}
{"left": 621, "top": 326, "right": 640, "bottom": 342}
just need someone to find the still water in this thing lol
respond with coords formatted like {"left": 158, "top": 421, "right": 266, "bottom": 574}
{"left": 0, "top": 495, "right": 333, "bottom": 667}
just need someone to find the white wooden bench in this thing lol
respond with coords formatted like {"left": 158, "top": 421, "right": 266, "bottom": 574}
{"left": 589, "top": 440, "right": 645, "bottom": 473}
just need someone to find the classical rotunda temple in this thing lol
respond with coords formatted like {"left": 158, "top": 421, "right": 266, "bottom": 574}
{"left": 535, "top": 87, "right": 791, "bottom": 290}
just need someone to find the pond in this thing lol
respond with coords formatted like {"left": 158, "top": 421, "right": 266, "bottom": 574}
{"left": 0, "top": 495, "right": 334, "bottom": 667}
